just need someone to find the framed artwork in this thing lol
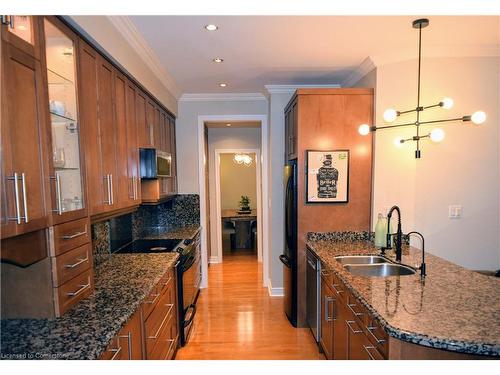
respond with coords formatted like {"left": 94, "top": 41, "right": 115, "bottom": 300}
{"left": 306, "top": 150, "right": 349, "bottom": 203}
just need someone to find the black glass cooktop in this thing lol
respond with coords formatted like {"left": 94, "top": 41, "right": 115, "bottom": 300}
{"left": 114, "top": 239, "right": 183, "bottom": 254}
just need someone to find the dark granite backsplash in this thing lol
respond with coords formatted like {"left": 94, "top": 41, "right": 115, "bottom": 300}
{"left": 307, "top": 231, "right": 410, "bottom": 245}
{"left": 91, "top": 194, "right": 200, "bottom": 265}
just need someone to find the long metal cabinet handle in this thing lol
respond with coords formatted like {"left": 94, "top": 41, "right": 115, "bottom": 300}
{"left": 367, "top": 325, "right": 386, "bottom": 344}
{"left": 52, "top": 173, "right": 63, "bottom": 215}
{"left": 347, "top": 303, "right": 363, "bottom": 317}
{"left": 118, "top": 333, "right": 132, "bottom": 360}
{"left": 165, "top": 338, "right": 175, "bottom": 359}
{"left": 20, "top": 173, "right": 28, "bottom": 222}
{"left": 7, "top": 173, "right": 21, "bottom": 224}
{"left": 64, "top": 256, "right": 89, "bottom": 269}
{"left": 363, "top": 345, "right": 377, "bottom": 360}
{"left": 61, "top": 229, "right": 87, "bottom": 240}
{"left": 325, "top": 296, "right": 335, "bottom": 322}
{"left": 148, "top": 304, "right": 174, "bottom": 340}
{"left": 109, "top": 343, "right": 122, "bottom": 360}
{"left": 346, "top": 320, "right": 363, "bottom": 334}
{"left": 104, "top": 174, "right": 111, "bottom": 205}
{"left": 109, "top": 174, "right": 114, "bottom": 205}
{"left": 332, "top": 284, "right": 343, "bottom": 295}
{"left": 307, "top": 258, "right": 316, "bottom": 269}
{"left": 66, "top": 279, "right": 91, "bottom": 297}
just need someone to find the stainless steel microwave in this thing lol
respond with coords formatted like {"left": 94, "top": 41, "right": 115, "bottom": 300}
{"left": 140, "top": 148, "right": 172, "bottom": 179}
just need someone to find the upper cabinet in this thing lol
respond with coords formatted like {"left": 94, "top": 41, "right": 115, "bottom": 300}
{"left": 1, "top": 15, "right": 42, "bottom": 59}
{"left": 43, "top": 17, "right": 88, "bottom": 224}
{"left": 284, "top": 97, "right": 298, "bottom": 161}
{"left": 1, "top": 18, "right": 51, "bottom": 241}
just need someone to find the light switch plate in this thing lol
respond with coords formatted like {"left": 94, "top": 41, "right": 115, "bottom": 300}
{"left": 448, "top": 205, "right": 462, "bottom": 219}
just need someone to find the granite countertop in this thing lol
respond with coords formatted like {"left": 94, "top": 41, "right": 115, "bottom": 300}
{"left": 0, "top": 252, "right": 179, "bottom": 360}
{"left": 306, "top": 238, "right": 500, "bottom": 357}
{"left": 141, "top": 225, "right": 201, "bottom": 241}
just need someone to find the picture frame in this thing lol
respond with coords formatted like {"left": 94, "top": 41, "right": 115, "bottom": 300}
{"left": 306, "top": 149, "right": 349, "bottom": 203}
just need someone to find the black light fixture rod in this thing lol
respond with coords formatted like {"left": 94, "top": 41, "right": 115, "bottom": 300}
{"left": 418, "top": 116, "right": 470, "bottom": 126}
{"left": 423, "top": 103, "right": 442, "bottom": 110}
{"left": 372, "top": 121, "right": 417, "bottom": 131}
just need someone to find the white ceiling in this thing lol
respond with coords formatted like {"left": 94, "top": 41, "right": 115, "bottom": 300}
{"left": 127, "top": 16, "right": 500, "bottom": 95}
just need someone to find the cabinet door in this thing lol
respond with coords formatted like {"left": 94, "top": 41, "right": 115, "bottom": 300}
{"left": 96, "top": 56, "right": 118, "bottom": 211}
{"left": 136, "top": 90, "right": 149, "bottom": 148}
{"left": 333, "top": 296, "right": 348, "bottom": 359}
{"left": 289, "top": 101, "right": 298, "bottom": 159}
{"left": 126, "top": 81, "right": 140, "bottom": 204}
{"left": 169, "top": 116, "right": 177, "bottom": 194}
{"left": 78, "top": 41, "right": 103, "bottom": 216}
{"left": 284, "top": 110, "right": 290, "bottom": 161}
{"left": 1, "top": 16, "right": 41, "bottom": 59}
{"left": 1, "top": 41, "right": 50, "bottom": 239}
{"left": 43, "top": 17, "right": 87, "bottom": 224}
{"left": 146, "top": 100, "right": 155, "bottom": 148}
{"left": 346, "top": 318, "right": 373, "bottom": 360}
{"left": 113, "top": 70, "right": 130, "bottom": 208}
{"left": 153, "top": 105, "right": 161, "bottom": 149}
{"left": 320, "top": 277, "right": 334, "bottom": 359}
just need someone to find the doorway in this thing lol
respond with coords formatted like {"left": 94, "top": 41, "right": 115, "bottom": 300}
{"left": 214, "top": 150, "right": 262, "bottom": 263}
{"left": 197, "top": 115, "right": 269, "bottom": 289}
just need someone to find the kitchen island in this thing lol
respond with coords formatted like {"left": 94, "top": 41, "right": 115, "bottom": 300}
{"left": 307, "top": 232, "right": 500, "bottom": 359}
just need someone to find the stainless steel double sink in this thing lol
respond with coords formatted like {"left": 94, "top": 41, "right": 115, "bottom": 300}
{"left": 335, "top": 255, "right": 416, "bottom": 277}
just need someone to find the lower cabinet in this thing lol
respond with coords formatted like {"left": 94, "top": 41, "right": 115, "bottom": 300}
{"left": 100, "top": 267, "right": 178, "bottom": 360}
{"left": 320, "top": 271, "right": 387, "bottom": 360}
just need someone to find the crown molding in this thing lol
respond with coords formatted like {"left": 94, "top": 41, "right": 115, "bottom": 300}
{"left": 179, "top": 93, "right": 268, "bottom": 102}
{"left": 264, "top": 84, "right": 341, "bottom": 94}
{"left": 107, "top": 16, "right": 181, "bottom": 99}
{"left": 341, "top": 57, "right": 376, "bottom": 88}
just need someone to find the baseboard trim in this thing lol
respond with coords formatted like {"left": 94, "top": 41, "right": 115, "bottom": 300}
{"left": 209, "top": 256, "right": 220, "bottom": 264}
{"left": 267, "top": 279, "right": 284, "bottom": 297}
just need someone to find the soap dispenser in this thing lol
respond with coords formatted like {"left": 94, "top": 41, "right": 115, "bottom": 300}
{"left": 374, "top": 213, "right": 386, "bottom": 247}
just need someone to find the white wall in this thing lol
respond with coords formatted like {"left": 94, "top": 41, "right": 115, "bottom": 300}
{"left": 371, "top": 56, "right": 500, "bottom": 270}
{"left": 176, "top": 99, "right": 268, "bottom": 194}
{"left": 207, "top": 128, "right": 261, "bottom": 258}
{"left": 68, "top": 16, "right": 178, "bottom": 114}
{"left": 267, "top": 91, "right": 294, "bottom": 289}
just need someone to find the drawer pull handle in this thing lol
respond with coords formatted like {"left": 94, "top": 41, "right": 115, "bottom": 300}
{"left": 324, "top": 295, "right": 335, "bottom": 322}
{"left": 367, "top": 325, "right": 386, "bottom": 344}
{"left": 66, "top": 281, "right": 91, "bottom": 297}
{"left": 163, "top": 276, "right": 172, "bottom": 289}
{"left": 145, "top": 292, "right": 160, "bottom": 305}
{"left": 332, "top": 283, "right": 343, "bottom": 294}
{"left": 148, "top": 304, "right": 174, "bottom": 340}
{"left": 166, "top": 338, "right": 175, "bottom": 359}
{"left": 109, "top": 345, "right": 122, "bottom": 360}
{"left": 62, "top": 230, "right": 87, "bottom": 240}
{"left": 363, "top": 345, "right": 377, "bottom": 360}
{"left": 64, "top": 256, "right": 89, "bottom": 269}
{"left": 347, "top": 303, "right": 363, "bottom": 317}
{"left": 346, "top": 320, "right": 363, "bottom": 334}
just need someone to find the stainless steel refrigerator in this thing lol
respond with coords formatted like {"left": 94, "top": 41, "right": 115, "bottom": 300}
{"left": 280, "top": 160, "right": 298, "bottom": 327}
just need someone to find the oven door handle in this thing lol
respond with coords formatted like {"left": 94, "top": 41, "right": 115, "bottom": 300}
{"left": 183, "top": 255, "right": 196, "bottom": 270}
{"left": 183, "top": 304, "right": 197, "bottom": 328}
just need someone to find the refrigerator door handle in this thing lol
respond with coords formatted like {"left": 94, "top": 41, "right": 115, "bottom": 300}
{"left": 279, "top": 254, "right": 291, "bottom": 268}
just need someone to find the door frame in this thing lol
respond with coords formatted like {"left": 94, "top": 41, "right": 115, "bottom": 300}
{"left": 214, "top": 149, "right": 262, "bottom": 264}
{"left": 197, "top": 115, "right": 269, "bottom": 288}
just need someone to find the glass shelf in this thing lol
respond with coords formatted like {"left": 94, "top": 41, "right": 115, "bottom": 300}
{"left": 54, "top": 167, "right": 80, "bottom": 171}
{"left": 47, "top": 68, "right": 74, "bottom": 86}
{"left": 50, "top": 111, "right": 77, "bottom": 123}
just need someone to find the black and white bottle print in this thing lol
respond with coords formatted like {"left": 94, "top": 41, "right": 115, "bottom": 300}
{"left": 316, "top": 154, "right": 338, "bottom": 198}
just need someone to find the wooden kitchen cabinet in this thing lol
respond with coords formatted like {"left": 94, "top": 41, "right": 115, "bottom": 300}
{"left": 136, "top": 89, "right": 151, "bottom": 148}
{"left": 1, "top": 15, "right": 42, "bottom": 59}
{"left": 1, "top": 39, "right": 51, "bottom": 247}
{"left": 100, "top": 309, "right": 144, "bottom": 360}
{"left": 320, "top": 275, "right": 334, "bottom": 359}
{"left": 284, "top": 97, "right": 298, "bottom": 160}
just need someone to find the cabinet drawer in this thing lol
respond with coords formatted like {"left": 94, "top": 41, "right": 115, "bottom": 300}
{"left": 346, "top": 291, "right": 366, "bottom": 324}
{"left": 332, "top": 273, "right": 347, "bottom": 301}
{"left": 147, "top": 311, "right": 177, "bottom": 360}
{"left": 157, "top": 269, "right": 175, "bottom": 296}
{"left": 364, "top": 316, "right": 389, "bottom": 358}
{"left": 145, "top": 291, "right": 175, "bottom": 358}
{"left": 55, "top": 269, "right": 93, "bottom": 316}
{"left": 52, "top": 217, "right": 90, "bottom": 256}
{"left": 142, "top": 283, "right": 161, "bottom": 320}
{"left": 100, "top": 336, "right": 126, "bottom": 360}
{"left": 52, "top": 243, "right": 92, "bottom": 287}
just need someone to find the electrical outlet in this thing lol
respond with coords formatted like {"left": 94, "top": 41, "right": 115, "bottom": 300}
{"left": 448, "top": 205, "right": 462, "bottom": 219}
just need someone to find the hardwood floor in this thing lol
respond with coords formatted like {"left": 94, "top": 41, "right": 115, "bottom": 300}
{"left": 176, "top": 251, "right": 323, "bottom": 360}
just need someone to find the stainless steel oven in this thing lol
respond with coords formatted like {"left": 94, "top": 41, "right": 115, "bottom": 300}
{"left": 177, "top": 232, "right": 201, "bottom": 346}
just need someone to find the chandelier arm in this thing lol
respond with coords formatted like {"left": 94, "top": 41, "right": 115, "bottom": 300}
{"left": 372, "top": 121, "right": 416, "bottom": 131}
{"left": 418, "top": 117, "right": 470, "bottom": 126}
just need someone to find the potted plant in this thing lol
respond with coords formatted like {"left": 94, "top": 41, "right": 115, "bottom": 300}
{"left": 238, "top": 195, "right": 251, "bottom": 213}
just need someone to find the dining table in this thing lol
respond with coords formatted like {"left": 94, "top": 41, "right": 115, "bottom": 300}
{"left": 221, "top": 209, "right": 257, "bottom": 250}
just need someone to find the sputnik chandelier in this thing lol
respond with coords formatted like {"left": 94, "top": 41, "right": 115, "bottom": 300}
{"left": 233, "top": 153, "right": 253, "bottom": 166}
{"left": 358, "top": 18, "right": 486, "bottom": 158}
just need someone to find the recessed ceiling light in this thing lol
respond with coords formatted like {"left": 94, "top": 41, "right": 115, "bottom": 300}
{"left": 205, "top": 24, "right": 218, "bottom": 31}
{"left": 213, "top": 58, "right": 223, "bottom": 63}
{"left": 226, "top": 123, "right": 231, "bottom": 127}
{"left": 219, "top": 83, "right": 227, "bottom": 87}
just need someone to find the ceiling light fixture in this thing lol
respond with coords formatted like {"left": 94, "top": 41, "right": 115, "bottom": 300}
{"left": 358, "top": 18, "right": 486, "bottom": 159}
{"left": 213, "top": 58, "right": 223, "bottom": 63}
{"left": 219, "top": 83, "right": 227, "bottom": 87}
{"left": 233, "top": 154, "right": 253, "bottom": 167}
{"left": 226, "top": 123, "right": 231, "bottom": 127}
{"left": 205, "top": 24, "right": 218, "bottom": 31}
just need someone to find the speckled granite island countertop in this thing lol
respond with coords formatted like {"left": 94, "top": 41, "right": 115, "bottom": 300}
{"left": 0, "top": 252, "right": 179, "bottom": 360}
{"left": 306, "top": 237, "right": 500, "bottom": 357}
{"left": 141, "top": 225, "right": 201, "bottom": 241}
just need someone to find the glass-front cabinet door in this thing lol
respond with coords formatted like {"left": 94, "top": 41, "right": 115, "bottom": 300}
{"left": 44, "top": 18, "right": 87, "bottom": 223}
{"left": 1, "top": 16, "right": 41, "bottom": 58}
